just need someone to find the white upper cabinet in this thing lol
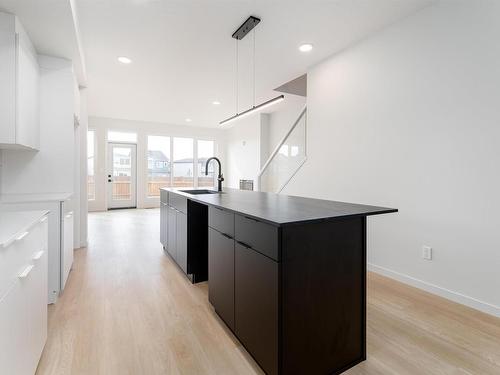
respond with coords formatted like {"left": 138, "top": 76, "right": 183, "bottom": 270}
{"left": 0, "top": 12, "right": 40, "bottom": 151}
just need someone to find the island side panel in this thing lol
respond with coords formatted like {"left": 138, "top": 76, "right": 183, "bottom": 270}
{"left": 187, "top": 200, "right": 208, "bottom": 283}
{"left": 281, "top": 217, "right": 366, "bottom": 374}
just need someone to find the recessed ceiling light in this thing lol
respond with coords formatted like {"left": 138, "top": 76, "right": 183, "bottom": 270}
{"left": 298, "top": 43, "right": 313, "bottom": 52}
{"left": 117, "top": 56, "right": 132, "bottom": 64}
{"left": 212, "top": 101, "right": 221, "bottom": 105}
{"left": 185, "top": 118, "right": 192, "bottom": 122}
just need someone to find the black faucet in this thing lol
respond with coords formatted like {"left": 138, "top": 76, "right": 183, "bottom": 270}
{"left": 205, "top": 157, "right": 224, "bottom": 192}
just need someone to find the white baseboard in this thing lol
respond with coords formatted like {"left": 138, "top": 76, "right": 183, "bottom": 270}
{"left": 368, "top": 263, "right": 500, "bottom": 318}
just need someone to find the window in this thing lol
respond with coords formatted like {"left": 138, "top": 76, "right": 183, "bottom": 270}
{"left": 108, "top": 131, "right": 137, "bottom": 143}
{"left": 147, "top": 135, "right": 171, "bottom": 197}
{"left": 197, "top": 140, "right": 215, "bottom": 188}
{"left": 87, "top": 130, "right": 95, "bottom": 200}
{"left": 173, "top": 137, "right": 194, "bottom": 188}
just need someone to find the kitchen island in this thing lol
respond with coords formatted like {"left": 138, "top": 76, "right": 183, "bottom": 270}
{"left": 160, "top": 187, "right": 397, "bottom": 375}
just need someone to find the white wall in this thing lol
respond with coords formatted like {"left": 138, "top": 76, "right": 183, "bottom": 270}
{"left": 266, "top": 95, "right": 306, "bottom": 159}
{"left": 89, "top": 116, "right": 225, "bottom": 211}
{"left": 1, "top": 56, "right": 75, "bottom": 195}
{"left": 283, "top": 0, "right": 500, "bottom": 316}
{"left": 225, "top": 96, "right": 306, "bottom": 191}
{"left": 73, "top": 78, "right": 81, "bottom": 249}
{"left": 224, "top": 115, "right": 262, "bottom": 189}
{"left": 79, "top": 88, "right": 89, "bottom": 247}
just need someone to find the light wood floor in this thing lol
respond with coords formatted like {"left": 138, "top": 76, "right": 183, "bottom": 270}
{"left": 36, "top": 209, "right": 500, "bottom": 375}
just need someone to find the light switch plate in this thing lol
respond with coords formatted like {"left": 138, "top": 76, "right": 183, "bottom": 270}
{"left": 422, "top": 246, "right": 432, "bottom": 260}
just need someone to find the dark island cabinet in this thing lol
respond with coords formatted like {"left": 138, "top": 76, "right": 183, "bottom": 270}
{"left": 235, "top": 242, "right": 278, "bottom": 375}
{"left": 166, "top": 205, "right": 177, "bottom": 260}
{"left": 208, "top": 228, "right": 235, "bottom": 330}
{"left": 163, "top": 188, "right": 397, "bottom": 375}
{"left": 160, "top": 191, "right": 208, "bottom": 283}
{"left": 176, "top": 211, "right": 187, "bottom": 274}
{"left": 160, "top": 202, "right": 167, "bottom": 247}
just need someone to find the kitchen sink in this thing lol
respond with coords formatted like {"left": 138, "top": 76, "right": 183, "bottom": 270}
{"left": 179, "top": 189, "right": 222, "bottom": 195}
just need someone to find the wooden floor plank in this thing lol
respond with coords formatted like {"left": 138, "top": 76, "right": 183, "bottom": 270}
{"left": 36, "top": 209, "right": 500, "bottom": 375}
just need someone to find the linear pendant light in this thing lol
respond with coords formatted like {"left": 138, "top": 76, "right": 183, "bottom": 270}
{"left": 220, "top": 16, "right": 284, "bottom": 126}
{"left": 219, "top": 95, "right": 284, "bottom": 126}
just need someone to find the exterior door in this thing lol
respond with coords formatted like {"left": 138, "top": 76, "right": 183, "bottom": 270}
{"left": 107, "top": 143, "right": 137, "bottom": 209}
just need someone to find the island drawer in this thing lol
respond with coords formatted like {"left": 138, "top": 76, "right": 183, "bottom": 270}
{"left": 235, "top": 215, "right": 279, "bottom": 261}
{"left": 169, "top": 193, "right": 187, "bottom": 213}
{"left": 209, "top": 206, "right": 234, "bottom": 237}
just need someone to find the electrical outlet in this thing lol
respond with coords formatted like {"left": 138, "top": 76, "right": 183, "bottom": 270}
{"left": 422, "top": 246, "right": 432, "bottom": 260}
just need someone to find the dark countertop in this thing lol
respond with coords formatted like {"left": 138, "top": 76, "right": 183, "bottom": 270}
{"left": 163, "top": 188, "right": 397, "bottom": 227}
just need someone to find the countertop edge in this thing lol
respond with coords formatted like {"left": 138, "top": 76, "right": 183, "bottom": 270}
{"left": 163, "top": 188, "right": 398, "bottom": 227}
{"left": 0, "top": 192, "right": 74, "bottom": 204}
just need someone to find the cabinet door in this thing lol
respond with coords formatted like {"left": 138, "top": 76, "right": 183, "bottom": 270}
{"left": 235, "top": 242, "right": 279, "bottom": 375}
{"left": 0, "top": 281, "right": 27, "bottom": 375}
{"left": 176, "top": 212, "right": 187, "bottom": 274}
{"left": 160, "top": 203, "right": 166, "bottom": 246}
{"left": 29, "top": 247, "right": 48, "bottom": 372}
{"left": 208, "top": 228, "right": 235, "bottom": 331}
{"left": 16, "top": 31, "right": 39, "bottom": 150}
{"left": 0, "top": 16, "right": 16, "bottom": 144}
{"left": 167, "top": 206, "right": 177, "bottom": 259}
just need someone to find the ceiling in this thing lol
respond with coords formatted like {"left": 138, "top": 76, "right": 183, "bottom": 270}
{"left": 1, "top": 0, "right": 434, "bottom": 128}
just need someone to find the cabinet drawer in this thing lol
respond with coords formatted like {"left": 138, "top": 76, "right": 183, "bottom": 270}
{"left": 235, "top": 215, "right": 279, "bottom": 261}
{"left": 0, "top": 219, "right": 46, "bottom": 300}
{"left": 0, "top": 238, "right": 47, "bottom": 375}
{"left": 208, "top": 206, "right": 234, "bottom": 237}
{"left": 169, "top": 193, "right": 187, "bottom": 214}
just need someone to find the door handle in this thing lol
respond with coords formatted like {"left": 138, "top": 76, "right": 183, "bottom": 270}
{"left": 16, "top": 231, "right": 29, "bottom": 241}
{"left": 33, "top": 250, "right": 45, "bottom": 260}
{"left": 18, "top": 265, "right": 34, "bottom": 279}
{"left": 236, "top": 240, "right": 252, "bottom": 249}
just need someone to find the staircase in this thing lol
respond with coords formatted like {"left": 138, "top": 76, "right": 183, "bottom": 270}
{"left": 257, "top": 105, "right": 307, "bottom": 193}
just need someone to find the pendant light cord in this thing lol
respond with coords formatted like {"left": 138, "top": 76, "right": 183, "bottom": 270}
{"left": 236, "top": 38, "right": 239, "bottom": 115}
{"left": 253, "top": 28, "right": 256, "bottom": 108}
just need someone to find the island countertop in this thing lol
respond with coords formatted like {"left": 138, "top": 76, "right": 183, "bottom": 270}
{"left": 163, "top": 187, "right": 397, "bottom": 226}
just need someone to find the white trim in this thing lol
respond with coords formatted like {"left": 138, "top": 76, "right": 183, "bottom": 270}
{"left": 368, "top": 263, "right": 500, "bottom": 318}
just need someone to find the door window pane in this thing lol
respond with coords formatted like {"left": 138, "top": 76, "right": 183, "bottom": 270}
{"left": 112, "top": 147, "right": 132, "bottom": 200}
{"left": 173, "top": 137, "right": 194, "bottom": 188}
{"left": 197, "top": 140, "right": 215, "bottom": 188}
{"left": 108, "top": 131, "right": 137, "bottom": 143}
{"left": 147, "top": 136, "right": 171, "bottom": 197}
{"left": 87, "top": 130, "right": 95, "bottom": 200}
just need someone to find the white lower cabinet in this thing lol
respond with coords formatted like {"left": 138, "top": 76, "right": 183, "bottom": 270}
{"left": 0, "top": 214, "right": 48, "bottom": 375}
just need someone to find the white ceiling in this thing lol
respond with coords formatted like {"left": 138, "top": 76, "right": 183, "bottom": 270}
{"left": 1, "top": 0, "right": 434, "bottom": 128}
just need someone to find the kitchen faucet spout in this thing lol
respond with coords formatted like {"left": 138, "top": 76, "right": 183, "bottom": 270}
{"left": 205, "top": 157, "right": 224, "bottom": 192}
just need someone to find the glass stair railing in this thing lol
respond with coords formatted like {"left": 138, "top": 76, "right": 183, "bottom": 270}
{"left": 258, "top": 106, "right": 307, "bottom": 193}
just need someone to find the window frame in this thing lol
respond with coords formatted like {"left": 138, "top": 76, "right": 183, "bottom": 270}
{"left": 145, "top": 134, "right": 217, "bottom": 195}
{"left": 146, "top": 135, "right": 172, "bottom": 198}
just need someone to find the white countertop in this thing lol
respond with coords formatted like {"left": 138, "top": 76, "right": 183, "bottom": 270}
{"left": 0, "top": 210, "right": 49, "bottom": 248}
{"left": 0, "top": 192, "right": 73, "bottom": 204}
